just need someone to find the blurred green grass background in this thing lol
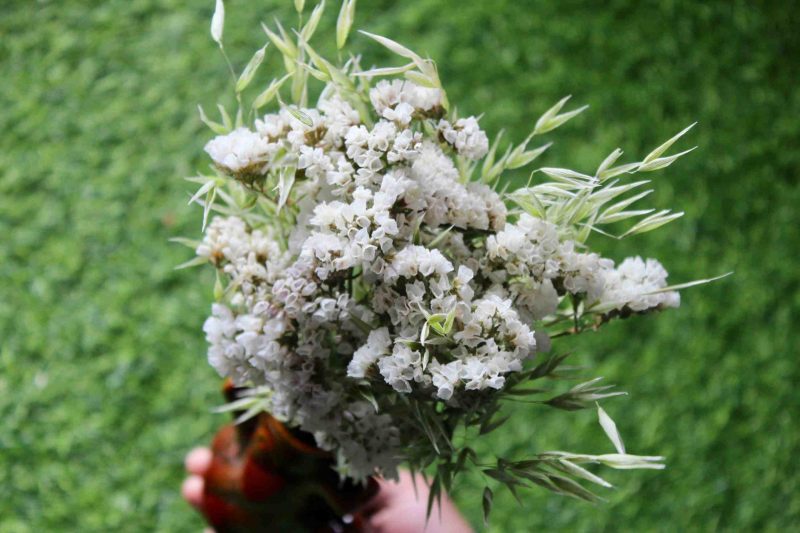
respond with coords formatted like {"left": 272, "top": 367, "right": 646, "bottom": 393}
{"left": 1, "top": 0, "right": 798, "bottom": 530}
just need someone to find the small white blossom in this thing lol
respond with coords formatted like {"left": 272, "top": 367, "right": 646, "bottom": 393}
{"left": 204, "top": 127, "right": 273, "bottom": 174}
{"left": 438, "top": 117, "right": 489, "bottom": 160}
{"left": 599, "top": 257, "right": 680, "bottom": 312}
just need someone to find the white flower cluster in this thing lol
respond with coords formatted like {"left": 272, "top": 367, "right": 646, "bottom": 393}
{"left": 196, "top": 72, "right": 679, "bottom": 480}
{"left": 204, "top": 128, "right": 274, "bottom": 175}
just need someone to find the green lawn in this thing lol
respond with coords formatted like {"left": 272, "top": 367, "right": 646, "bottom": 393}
{"left": 2, "top": 0, "right": 798, "bottom": 530}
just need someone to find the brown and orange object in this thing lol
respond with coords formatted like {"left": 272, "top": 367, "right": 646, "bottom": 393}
{"left": 198, "top": 380, "right": 378, "bottom": 532}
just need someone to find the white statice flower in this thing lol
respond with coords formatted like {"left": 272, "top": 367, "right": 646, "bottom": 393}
{"left": 409, "top": 142, "right": 504, "bottom": 231}
{"left": 318, "top": 95, "right": 361, "bottom": 146}
{"left": 254, "top": 112, "right": 289, "bottom": 140}
{"left": 378, "top": 342, "right": 427, "bottom": 393}
{"left": 438, "top": 117, "right": 489, "bottom": 160}
{"left": 369, "top": 80, "right": 442, "bottom": 118}
{"left": 556, "top": 241, "right": 614, "bottom": 301}
{"left": 598, "top": 257, "right": 680, "bottom": 312}
{"left": 196, "top": 216, "right": 250, "bottom": 264}
{"left": 204, "top": 127, "right": 274, "bottom": 175}
{"left": 298, "top": 145, "right": 333, "bottom": 180}
{"left": 347, "top": 327, "right": 392, "bottom": 378}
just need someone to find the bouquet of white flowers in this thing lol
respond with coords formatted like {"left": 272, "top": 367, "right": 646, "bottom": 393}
{"left": 179, "top": 0, "right": 725, "bottom": 525}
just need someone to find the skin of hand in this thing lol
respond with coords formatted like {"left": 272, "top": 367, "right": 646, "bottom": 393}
{"left": 182, "top": 447, "right": 473, "bottom": 533}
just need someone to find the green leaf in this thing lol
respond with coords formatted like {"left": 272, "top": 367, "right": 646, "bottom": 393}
{"left": 336, "top": 0, "right": 357, "bottom": 50}
{"left": 534, "top": 95, "right": 588, "bottom": 134}
{"left": 197, "top": 105, "right": 228, "bottom": 134}
{"left": 359, "top": 30, "right": 424, "bottom": 65}
{"left": 216, "top": 104, "right": 232, "bottom": 130}
{"left": 548, "top": 473, "right": 603, "bottom": 502}
{"left": 274, "top": 166, "right": 296, "bottom": 212}
{"left": 188, "top": 179, "right": 216, "bottom": 206}
{"left": 174, "top": 256, "right": 208, "bottom": 270}
{"left": 168, "top": 237, "right": 202, "bottom": 249}
{"left": 597, "top": 404, "right": 625, "bottom": 454}
{"left": 427, "top": 225, "right": 454, "bottom": 248}
{"left": 261, "top": 22, "right": 298, "bottom": 61}
{"left": 252, "top": 73, "right": 291, "bottom": 110}
{"left": 236, "top": 44, "right": 268, "bottom": 93}
{"left": 358, "top": 389, "right": 380, "bottom": 413}
{"left": 643, "top": 271, "right": 733, "bottom": 294}
{"left": 425, "top": 474, "right": 441, "bottom": 521}
{"left": 554, "top": 459, "right": 612, "bottom": 488}
{"left": 529, "top": 352, "right": 571, "bottom": 379}
{"left": 213, "top": 270, "right": 224, "bottom": 301}
{"left": 479, "top": 414, "right": 510, "bottom": 435}
{"left": 637, "top": 147, "right": 696, "bottom": 172}
{"left": 503, "top": 387, "right": 548, "bottom": 396}
{"left": 642, "top": 122, "right": 697, "bottom": 164}
{"left": 455, "top": 447, "right": 476, "bottom": 473}
{"left": 353, "top": 63, "right": 417, "bottom": 78}
{"left": 599, "top": 161, "right": 640, "bottom": 180}
{"left": 621, "top": 210, "right": 684, "bottom": 237}
{"left": 506, "top": 142, "right": 552, "bottom": 170}
{"left": 482, "top": 486, "right": 493, "bottom": 525}
{"left": 595, "top": 148, "right": 623, "bottom": 177}
{"left": 599, "top": 189, "right": 654, "bottom": 219}
{"left": 300, "top": 1, "right": 326, "bottom": 42}
{"left": 202, "top": 184, "right": 217, "bottom": 231}
{"left": 285, "top": 105, "right": 314, "bottom": 127}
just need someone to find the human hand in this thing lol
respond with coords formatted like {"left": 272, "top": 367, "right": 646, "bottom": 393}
{"left": 359, "top": 470, "right": 473, "bottom": 533}
{"left": 182, "top": 447, "right": 473, "bottom": 533}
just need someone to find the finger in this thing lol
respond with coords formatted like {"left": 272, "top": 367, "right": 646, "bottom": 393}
{"left": 181, "top": 474, "right": 205, "bottom": 509}
{"left": 185, "top": 447, "right": 213, "bottom": 476}
{"left": 357, "top": 477, "right": 396, "bottom": 518}
{"left": 357, "top": 491, "right": 386, "bottom": 518}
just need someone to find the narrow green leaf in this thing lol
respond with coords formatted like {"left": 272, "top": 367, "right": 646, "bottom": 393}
{"left": 252, "top": 73, "right": 291, "bottom": 110}
{"left": 621, "top": 210, "right": 684, "bottom": 237}
{"left": 534, "top": 95, "right": 571, "bottom": 134}
{"left": 217, "top": 104, "right": 232, "bottom": 130}
{"left": 169, "top": 237, "right": 202, "bottom": 249}
{"left": 300, "top": 1, "right": 326, "bottom": 42}
{"left": 482, "top": 486, "right": 493, "bottom": 524}
{"left": 188, "top": 179, "right": 216, "bottom": 206}
{"left": 637, "top": 147, "right": 696, "bottom": 172}
{"left": 197, "top": 105, "right": 228, "bottom": 134}
{"left": 262, "top": 22, "right": 298, "bottom": 60}
{"left": 642, "top": 122, "right": 697, "bottom": 164}
{"left": 596, "top": 148, "right": 623, "bottom": 177}
{"left": 479, "top": 414, "right": 510, "bottom": 435}
{"left": 358, "top": 30, "right": 423, "bottom": 64}
{"left": 507, "top": 142, "right": 552, "bottom": 170}
{"left": 599, "top": 161, "right": 641, "bottom": 180}
{"left": 274, "top": 166, "right": 296, "bottom": 212}
{"left": 548, "top": 473, "right": 602, "bottom": 502}
{"left": 353, "top": 63, "right": 417, "bottom": 77}
{"left": 425, "top": 474, "right": 441, "bottom": 521}
{"left": 236, "top": 44, "right": 268, "bottom": 93}
{"left": 285, "top": 105, "right": 314, "bottom": 127}
{"left": 643, "top": 271, "right": 733, "bottom": 294}
{"left": 174, "top": 256, "right": 209, "bottom": 270}
{"left": 555, "top": 459, "right": 612, "bottom": 488}
{"left": 597, "top": 404, "right": 625, "bottom": 454}
{"left": 336, "top": 0, "right": 357, "bottom": 49}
